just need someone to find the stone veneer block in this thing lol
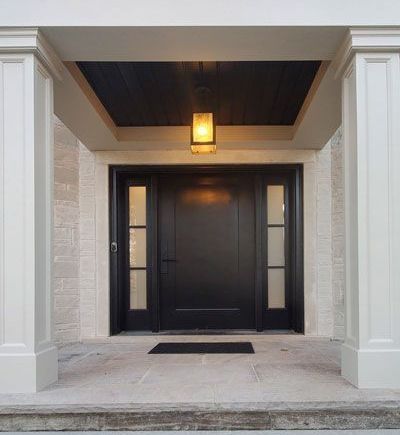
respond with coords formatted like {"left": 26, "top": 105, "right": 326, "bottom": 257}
{"left": 53, "top": 117, "right": 80, "bottom": 344}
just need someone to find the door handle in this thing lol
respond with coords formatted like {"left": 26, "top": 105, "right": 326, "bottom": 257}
{"left": 160, "top": 240, "right": 175, "bottom": 273}
{"left": 161, "top": 257, "right": 176, "bottom": 273}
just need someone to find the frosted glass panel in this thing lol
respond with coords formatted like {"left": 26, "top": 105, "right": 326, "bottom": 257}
{"left": 268, "top": 268, "right": 285, "bottom": 308}
{"left": 267, "top": 185, "right": 284, "bottom": 224}
{"left": 128, "top": 185, "right": 147, "bottom": 310}
{"left": 268, "top": 227, "right": 285, "bottom": 267}
{"left": 129, "top": 186, "right": 146, "bottom": 226}
{"left": 130, "top": 270, "right": 147, "bottom": 309}
{"left": 130, "top": 228, "right": 146, "bottom": 267}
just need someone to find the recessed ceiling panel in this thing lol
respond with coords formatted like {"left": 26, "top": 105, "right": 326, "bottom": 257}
{"left": 77, "top": 61, "right": 321, "bottom": 127}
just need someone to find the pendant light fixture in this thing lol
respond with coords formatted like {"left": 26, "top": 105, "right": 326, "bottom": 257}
{"left": 191, "top": 112, "right": 216, "bottom": 154}
{"left": 191, "top": 81, "right": 216, "bottom": 154}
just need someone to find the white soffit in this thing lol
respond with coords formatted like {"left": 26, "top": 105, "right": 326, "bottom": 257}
{"left": 41, "top": 27, "right": 347, "bottom": 61}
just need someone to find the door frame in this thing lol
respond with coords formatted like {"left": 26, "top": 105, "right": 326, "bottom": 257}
{"left": 110, "top": 164, "right": 304, "bottom": 334}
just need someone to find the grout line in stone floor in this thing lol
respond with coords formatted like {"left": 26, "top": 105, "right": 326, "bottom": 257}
{"left": 308, "top": 342, "right": 341, "bottom": 367}
{"left": 251, "top": 363, "right": 261, "bottom": 382}
{"left": 71, "top": 350, "right": 98, "bottom": 365}
{"left": 211, "top": 383, "right": 218, "bottom": 404}
{"left": 137, "top": 365, "right": 153, "bottom": 384}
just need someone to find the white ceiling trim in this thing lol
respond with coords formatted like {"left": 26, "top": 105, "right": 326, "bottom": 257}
{"left": 333, "top": 28, "right": 400, "bottom": 77}
{"left": 0, "top": 28, "right": 63, "bottom": 80}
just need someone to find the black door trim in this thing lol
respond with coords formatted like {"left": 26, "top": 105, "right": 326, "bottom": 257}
{"left": 254, "top": 174, "right": 263, "bottom": 332}
{"left": 110, "top": 164, "right": 304, "bottom": 334}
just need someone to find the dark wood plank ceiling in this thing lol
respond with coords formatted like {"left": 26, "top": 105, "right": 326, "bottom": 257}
{"left": 77, "top": 61, "right": 321, "bottom": 127}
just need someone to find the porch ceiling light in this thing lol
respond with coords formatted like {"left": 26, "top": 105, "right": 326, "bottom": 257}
{"left": 191, "top": 112, "right": 216, "bottom": 154}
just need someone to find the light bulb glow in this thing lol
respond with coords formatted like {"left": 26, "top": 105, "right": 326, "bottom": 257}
{"left": 196, "top": 124, "right": 208, "bottom": 137}
{"left": 192, "top": 113, "right": 214, "bottom": 144}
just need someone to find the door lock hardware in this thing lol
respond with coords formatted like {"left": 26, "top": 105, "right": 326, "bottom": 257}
{"left": 110, "top": 241, "right": 118, "bottom": 253}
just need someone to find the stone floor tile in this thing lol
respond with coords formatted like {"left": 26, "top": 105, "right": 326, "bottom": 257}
{"left": 95, "top": 343, "right": 155, "bottom": 353}
{"left": 129, "top": 383, "right": 215, "bottom": 403}
{"left": 38, "top": 385, "right": 136, "bottom": 404}
{"left": 247, "top": 350, "right": 331, "bottom": 365}
{"left": 148, "top": 353, "right": 204, "bottom": 365}
{"left": 1, "top": 336, "right": 400, "bottom": 408}
{"left": 253, "top": 361, "right": 341, "bottom": 384}
{"left": 140, "top": 362, "right": 257, "bottom": 385}
{"left": 360, "top": 388, "right": 400, "bottom": 401}
{"left": 90, "top": 363, "right": 152, "bottom": 385}
{"left": 202, "top": 353, "right": 252, "bottom": 365}
{"left": 214, "top": 382, "right": 265, "bottom": 402}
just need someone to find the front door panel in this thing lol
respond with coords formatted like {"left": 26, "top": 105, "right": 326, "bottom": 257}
{"left": 159, "top": 174, "right": 255, "bottom": 330}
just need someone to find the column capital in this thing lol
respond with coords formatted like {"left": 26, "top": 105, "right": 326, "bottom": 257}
{"left": 0, "top": 27, "right": 63, "bottom": 80}
{"left": 333, "top": 27, "right": 400, "bottom": 78}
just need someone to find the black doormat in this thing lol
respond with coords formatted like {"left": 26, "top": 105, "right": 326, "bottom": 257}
{"left": 148, "top": 342, "right": 254, "bottom": 354}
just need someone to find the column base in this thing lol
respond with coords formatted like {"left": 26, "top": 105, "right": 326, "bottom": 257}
{"left": 0, "top": 345, "right": 58, "bottom": 393}
{"left": 342, "top": 343, "right": 400, "bottom": 388}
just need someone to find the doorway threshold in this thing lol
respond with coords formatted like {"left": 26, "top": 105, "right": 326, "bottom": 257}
{"left": 117, "top": 329, "right": 298, "bottom": 336}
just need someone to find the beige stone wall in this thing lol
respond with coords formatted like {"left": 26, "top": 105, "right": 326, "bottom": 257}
{"left": 52, "top": 118, "right": 345, "bottom": 343}
{"left": 303, "top": 143, "right": 334, "bottom": 336}
{"left": 304, "top": 128, "right": 345, "bottom": 339}
{"left": 52, "top": 117, "right": 98, "bottom": 344}
{"left": 79, "top": 144, "right": 97, "bottom": 339}
{"left": 315, "top": 143, "right": 333, "bottom": 336}
{"left": 53, "top": 117, "right": 80, "bottom": 344}
{"left": 307, "top": 127, "right": 345, "bottom": 339}
{"left": 330, "top": 128, "right": 345, "bottom": 339}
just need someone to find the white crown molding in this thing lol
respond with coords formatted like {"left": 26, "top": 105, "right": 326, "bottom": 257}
{"left": 0, "top": 27, "right": 63, "bottom": 80}
{"left": 333, "top": 27, "right": 400, "bottom": 78}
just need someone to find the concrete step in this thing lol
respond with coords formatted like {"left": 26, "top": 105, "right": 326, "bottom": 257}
{"left": 1, "top": 401, "right": 400, "bottom": 431}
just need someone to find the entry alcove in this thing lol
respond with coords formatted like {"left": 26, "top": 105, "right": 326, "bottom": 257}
{"left": 109, "top": 165, "right": 303, "bottom": 334}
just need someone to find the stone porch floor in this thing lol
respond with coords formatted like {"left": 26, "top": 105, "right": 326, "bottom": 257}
{"left": 1, "top": 335, "right": 400, "bottom": 430}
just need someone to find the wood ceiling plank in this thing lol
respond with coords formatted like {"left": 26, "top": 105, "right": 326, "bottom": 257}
{"left": 117, "top": 63, "right": 148, "bottom": 126}
{"left": 76, "top": 60, "right": 322, "bottom": 128}
{"left": 269, "top": 61, "right": 303, "bottom": 125}
{"left": 261, "top": 62, "right": 286, "bottom": 125}
{"left": 281, "top": 61, "right": 316, "bottom": 124}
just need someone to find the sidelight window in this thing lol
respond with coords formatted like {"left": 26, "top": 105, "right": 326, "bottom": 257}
{"left": 129, "top": 186, "right": 147, "bottom": 310}
{"left": 266, "top": 185, "right": 286, "bottom": 309}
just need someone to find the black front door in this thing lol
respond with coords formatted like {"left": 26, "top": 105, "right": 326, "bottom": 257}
{"left": 158, "top": 174, "right": 255, "bottom": 330}
{"left": 110, "top": 165, "right": 304, "bottom": 334}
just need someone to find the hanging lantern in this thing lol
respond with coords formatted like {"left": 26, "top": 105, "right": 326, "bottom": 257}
{"left": 190, "top": 112, "right": 216, "bottom": 154}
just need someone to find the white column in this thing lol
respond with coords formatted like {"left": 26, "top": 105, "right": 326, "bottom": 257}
{"left": 335, "top": 29, "right": 400, "bottom": 388}
{"left": 0, "top": 29, "right": 63, "bottom": 392}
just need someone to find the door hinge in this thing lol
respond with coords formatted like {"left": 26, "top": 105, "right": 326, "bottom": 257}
{"left": 110, "top": 241, "right": 118, "bottom": 253}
